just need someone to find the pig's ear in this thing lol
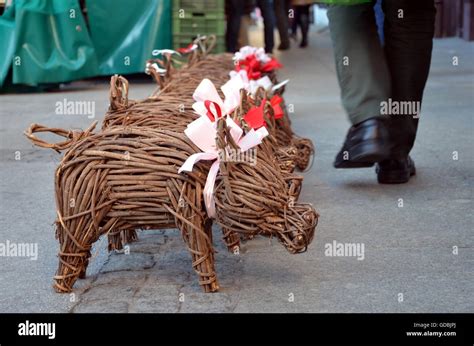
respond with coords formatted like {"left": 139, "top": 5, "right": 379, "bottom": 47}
{"left": 109, "top": 75, "right": 130, "bottom": 111}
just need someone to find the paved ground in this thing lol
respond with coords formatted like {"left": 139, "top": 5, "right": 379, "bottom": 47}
{"left": 0, "top": 28, "right": 473, "bottom": 313}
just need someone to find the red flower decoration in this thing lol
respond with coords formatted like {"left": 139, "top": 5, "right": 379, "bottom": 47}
{"left": 243, "top": 99, "right": 266, "bottom": 129}
{"left": 235, "top": 54, "right": 283, "bottom": 81}
{"left": 270, "top": 95, "right": 284, "bottom": 119}
{"left": 261, "top": 58, "right": 283, "bottom": 72}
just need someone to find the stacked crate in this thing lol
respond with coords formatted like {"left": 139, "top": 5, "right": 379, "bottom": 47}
{"left": 172, "top": 0, "right": 226, "bottom": 53}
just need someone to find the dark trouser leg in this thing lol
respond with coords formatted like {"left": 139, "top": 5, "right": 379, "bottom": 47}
{"left": 327, "top": 2, "right": 391, "bottom": 125}
{"left": 226, "top": 0, "right": 244, "bottom": 52}
{"left": 274, "top": 0, "right": 290, "bottom": 47}
{"left": 298, "top": 5, "right": 310, "bottom": 47}
{"left": 257, "top": 0, "right": 276, "bottom": 53}
{"left": 382, "top": 0, "right": 436, "bottom": 157}
{"left": 292, "top": 5, "right": 299, "bottom": 36}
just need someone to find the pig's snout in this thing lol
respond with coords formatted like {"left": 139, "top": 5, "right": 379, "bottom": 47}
{"left": 266, "top": 204, "right": 318, "bottom": 254}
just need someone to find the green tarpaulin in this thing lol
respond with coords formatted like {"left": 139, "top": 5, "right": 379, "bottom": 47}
{"left": 0, "top": 4, "right": 17, "bottom": 87}
{"left": 0, "top": 0, "right": 172, "bottom": 87}
{"left": 86, "top": 0, "right": 172, "bottom": 76}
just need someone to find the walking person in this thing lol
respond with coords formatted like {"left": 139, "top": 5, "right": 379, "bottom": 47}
{"left": 256, "top": 0, "right": 276, "bottom": 53}
{"left": 328, "top": 0, "right": 436, "bottom": 183}
{"left": 225, "top": 0, "right": 275, "bottom": 54}
{"left": 291, "top": 0, "right": 314, "bottom": 48}
{"left": 274, "top": 0, "right": 291, "bottom": 50}
{"left": 225, "top": 0, "right": 244, "bottom": 52}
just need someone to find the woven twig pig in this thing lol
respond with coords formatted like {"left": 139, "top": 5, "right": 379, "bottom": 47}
{"left": 25, "top": 117, "right": 317, "bottom": 293}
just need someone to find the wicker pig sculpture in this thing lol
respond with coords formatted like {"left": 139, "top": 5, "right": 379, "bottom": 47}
{"left": 25, "top": 117, "right": 318, "bottom": 293}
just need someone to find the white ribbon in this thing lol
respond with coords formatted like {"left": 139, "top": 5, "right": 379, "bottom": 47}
{"left": 145, "top": 62, "right": 167, "bottom": 76}
{"left": 234, "top": 46, "right": 271, "bottom": 63}
{"left": 152, "top": 49, "right": 181, "bottom": 57}
{"left": 192, "top": 78, "right": 243, "bottom": 118}
{"left": 179, "top": 79, "right": 268, "bottom": 217}
{"left": 229, "top": 70, "right": 275, "bottom": 95}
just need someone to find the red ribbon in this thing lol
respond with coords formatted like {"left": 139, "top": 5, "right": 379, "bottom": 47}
{"left": 236, "top": 55, "right": 262, "bottom": 80}
{"left": 235, "top": 55, "right": 283, "bottom": 80}
{"left": 270, "top": 95, "right": 284, "bottom": 119}
{"left": 243, "top": 99, "right": 266, "bottom": 129}
{"left": 262, "top": 58, "right": 283, "bottom": 72}
{"left": 204, "top": 100, "right": 222, "bottom": 122}
{"left": 177, "top": 42, "right": 196, "bottom": 54}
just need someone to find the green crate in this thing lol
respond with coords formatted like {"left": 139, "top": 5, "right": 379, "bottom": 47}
{"left": 172, "top": 0, "right": 225, "bottom": 15}
{"left": 173, "top": 16, "right": 226, "bottom": 35}
{"left": 173, "top": 34, "right": 226, "bottom": 54}
{"left": 172, "top": 11, "right": 224, "bottom": 20}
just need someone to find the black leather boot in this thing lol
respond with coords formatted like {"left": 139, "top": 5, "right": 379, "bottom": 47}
{"left": 376, "top": 156, "right": 416, "bottom": 184}
{"left": 334, "top": 118, "right": 392, "bottom": 169}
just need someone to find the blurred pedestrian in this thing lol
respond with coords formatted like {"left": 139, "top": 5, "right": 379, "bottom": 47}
{"left": 238, "top": 1, "right": 258, "bottom": 47}
{"left": 291, "top": 0, "right": 314, "bottom": 48}
{"left": 225, "top": 0, "right": 244, "bottom": 52}
{"left": 274, "top": 0, "right": 291, "bottom": 50}
{"left": 256, "top": 0, "right": 276, "bottom": 53}
{"left": 226, "top": 0, "right": 275, "bottom": 53}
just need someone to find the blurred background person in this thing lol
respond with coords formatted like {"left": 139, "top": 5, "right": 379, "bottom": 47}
{"left": 226, "top": 0, "right": 275, "bottom": 53}
{"left": 256, "top": 0, "right": 276, "bottom": 53}
{"left": 238, "top": 1, "right": 258, "bottom": 47}
{"left": 225, "top": 0, "right": 244, "bottom": 52}
{"left": 274, "top": 0, "right": 291, "bottom": 50}
{"left": 291, "top": 0, "right": 314, "bottom": 48}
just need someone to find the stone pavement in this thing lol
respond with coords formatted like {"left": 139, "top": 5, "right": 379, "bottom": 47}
{"left": 0, "top": 29, "right": 473, "bottom": 313}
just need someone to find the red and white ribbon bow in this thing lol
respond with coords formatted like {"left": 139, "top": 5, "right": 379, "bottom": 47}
{"left": 179, "top": 79, "right": 268, "bottom": 218}
{"left": 177, "top": 43, "right": 198, "bottom": 54}
{"left": 233, "top": 46, "right": 283, "bottom": 80}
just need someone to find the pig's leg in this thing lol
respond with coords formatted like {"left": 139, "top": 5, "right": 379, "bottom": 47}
{"left": 185, "top": 214, "right": 219, "bottom": 292}
{"left": 54, "top": 217, "right": 96, "bottom": 293}
{"left": 168, "top": 181, "right": 219, "bottom": 292}
{"left": 183, "top": 207, "right": 219, "bottom": 292}
{"left": 54, "top": 165, "right": 114, "bottom": 292}
{"left": 107, "top": 229, "right": 138, "bottom": 251}
{"left": 222, "top": 228, "right": 240, "bottom": 254}
{"left": 78, "top": 250, "right": 91, "bottom": 279}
